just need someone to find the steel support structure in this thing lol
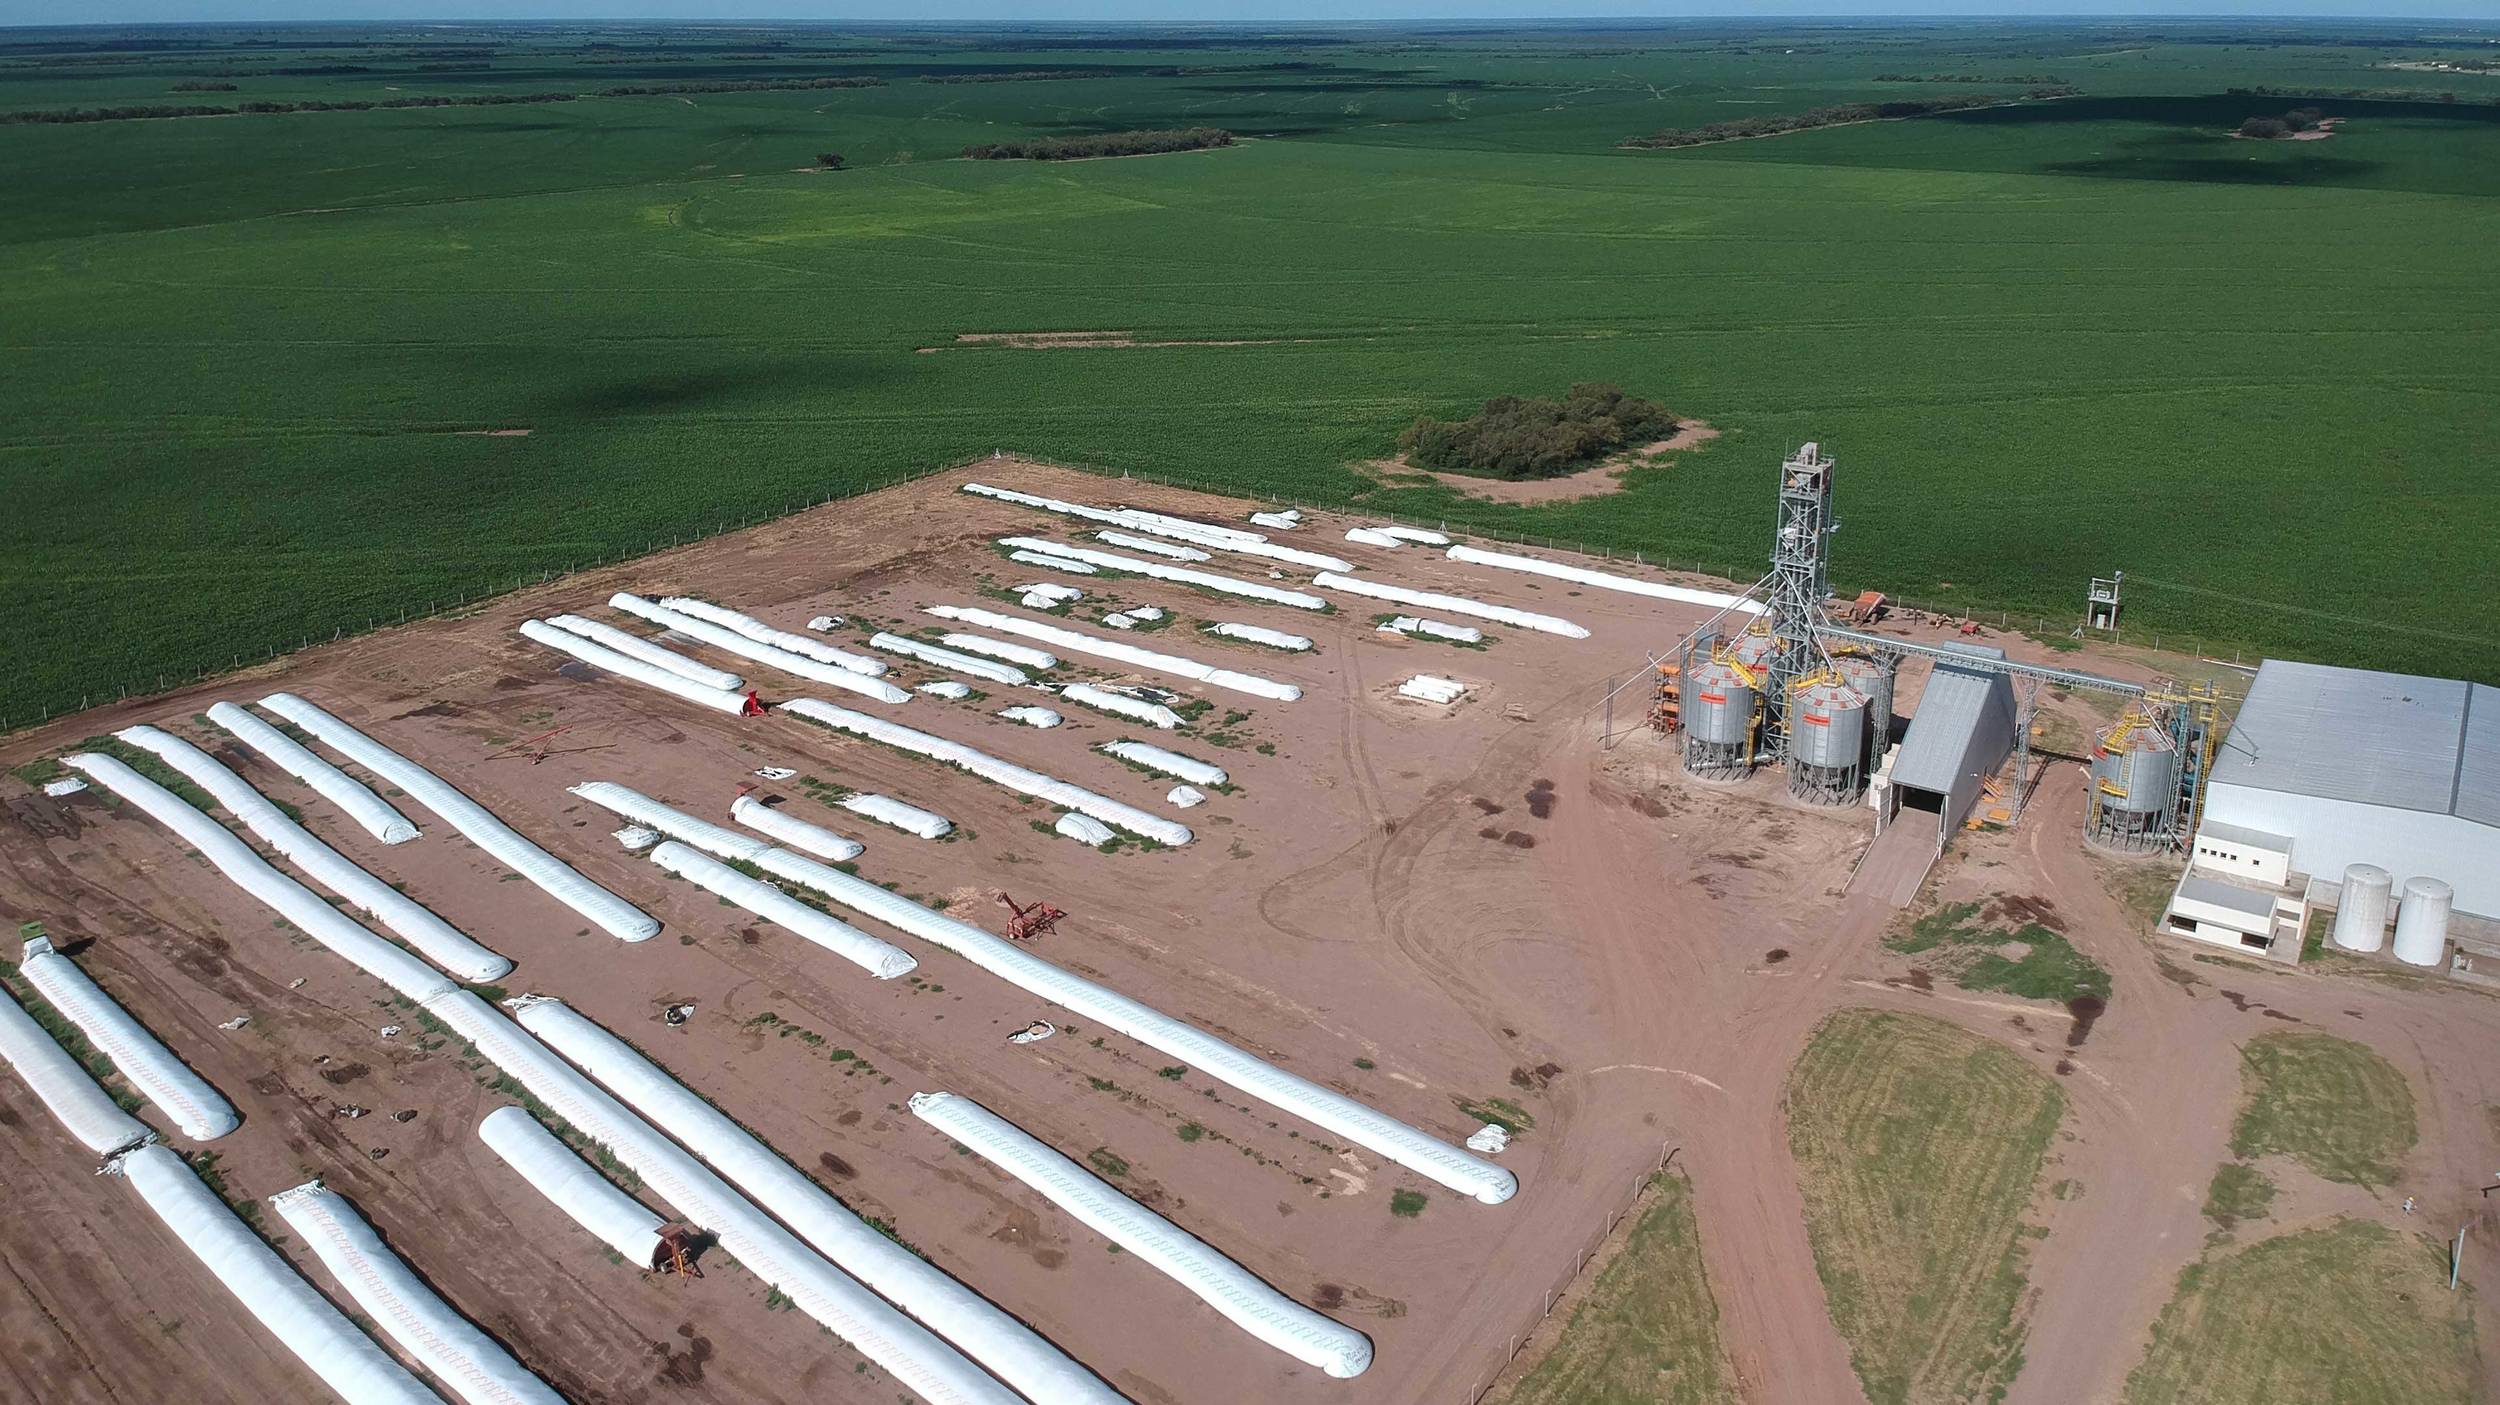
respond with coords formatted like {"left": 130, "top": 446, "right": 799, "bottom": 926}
{"left": 1641, "top": 443, "right": 2161, "bottom": 830}
{"left": 1757, "top": 444, "right": 1840, "bottom": 766}
{"left": 1819, "top": 627, "right": 2147, "bottom": 699}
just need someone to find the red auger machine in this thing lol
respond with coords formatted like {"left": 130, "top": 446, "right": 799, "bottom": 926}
{"left": 997, "top": 893, "right": 1065, "bottom": 942}
{"left": 649, "top": 1224, "right": 706, "bottom": 1279}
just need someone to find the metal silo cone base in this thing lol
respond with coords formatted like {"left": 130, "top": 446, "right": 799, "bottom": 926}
{"left": 1683, "top": 738, "right": 1750, "bottom": 782}
{"left": 2085, "top": 806, "right": 2173, "bottom": 853}
{"left": 1787, "top": 761, "right": 1863, "bottom": 806}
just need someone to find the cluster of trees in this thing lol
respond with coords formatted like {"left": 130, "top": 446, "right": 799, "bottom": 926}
{"left": 921, "top": 69, "right": 1116, "bottom": 84}
{"left": 1874, "top": 72, "right": 2071, "bottom": 84}
{"left": 0, "top": 89, "right": 575, "bottom": 124}
{"left": 1399, "top": 384, "right": 1677, "bottom": 481}
{"left": 2238, "top": 108, "right": 2326, "bottom": 139}
{"left": 962, "top": 127, "right": 1234, "bottom": 161}
{"left": 167, "top": 80, "right": 237, "bottom": 91}
{"left": 1624, "top": 93, "right": 2061, "bottom": 150}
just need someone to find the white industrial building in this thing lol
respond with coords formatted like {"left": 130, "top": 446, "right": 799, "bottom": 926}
{"left": 2162, "top": 659, "right": 2498, "bottom": 965}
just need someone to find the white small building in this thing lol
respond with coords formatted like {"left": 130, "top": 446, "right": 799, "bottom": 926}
{"left": 2186, "top": 820, "right": 2293, "bottom": 888}
{"left": 2161, "top": 823, "right": 2307, "bottom": 964}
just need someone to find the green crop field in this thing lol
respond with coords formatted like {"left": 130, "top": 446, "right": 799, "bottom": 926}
{"left": 3, "top": 18, "right": 2498, "bottom": 725}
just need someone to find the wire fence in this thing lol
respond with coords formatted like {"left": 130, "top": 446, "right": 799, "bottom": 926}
{"left": 1460, "top": 1142, "right": 1681, "bottom": 1405}
{"left": 3, "top": 450, "right": 2266, "bottom": 736}
{"left": 1095, "top": 462, "right": 2267, "bottom": 672}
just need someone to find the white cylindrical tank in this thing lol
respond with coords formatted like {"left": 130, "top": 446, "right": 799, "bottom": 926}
{"left": 2331, "top": 864, "right": 2393, "bottom": 954}
{"left": 2392, "top": 876, "right": 2453, "bottom": 968}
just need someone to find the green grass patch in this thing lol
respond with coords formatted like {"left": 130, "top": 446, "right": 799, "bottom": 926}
{"left": 1787, "top": 1008, "right": 2064, "bottom": 1405}
{"left": 1492, "top": 1168, "right": 1738, "bottom": 1405}
{"left": 1888, "top": 900, "right": 2113, "bottom": 1004}
{"left": 50, "top": 734, "right": 222, "bottom": 814}
{"left": 2229, "top": 1032, "right": 2416, "bottom": 1188}
{"left": 1455, "top": 1095, "right": 1536, "bottom": 1135}
{"left": 2122, "top": 1219, "right": 2477, "bottom": 1405}
{"left": 2200, "top": 1163, "right": 2277, "bottom": 1232}
{"left": 2096, "top": 859, "right": 2185, "bottom": 930}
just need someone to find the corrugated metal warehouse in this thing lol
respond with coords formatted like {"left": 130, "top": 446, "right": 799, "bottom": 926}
{"left": 1886, "top": 643, "right": 2017, "bottom": 847}
{"left": 2199, "top": 659, "right": 2498, "bottom": 918}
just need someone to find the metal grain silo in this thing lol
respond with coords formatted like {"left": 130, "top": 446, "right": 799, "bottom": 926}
{"left": 2087, "top": 707, "right": 2181, "bottom": 851}
{"left": 1787, "top": 675, "right": 1868, "bottom": 804}
{"left": 1727, "top": 623, "right": 1780, "bottom": 672}
{"left": 2330, "top": 864, "right": 2393, "bottom": 954}
{"left": 1682, "top": 658, "right": 1756, "bottom": 780}
{"left": 1833, "top": 650, "right": 1896, "bottom": 753}
{"left": 2392, "top": 876, "right": 2454, "bottom": 968}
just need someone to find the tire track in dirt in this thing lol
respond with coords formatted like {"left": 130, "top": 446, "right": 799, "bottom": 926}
{"left": 1997, "top": 765, "right": 2240, "bottom": 1405}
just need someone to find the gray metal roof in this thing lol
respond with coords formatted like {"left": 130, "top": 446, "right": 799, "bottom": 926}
{"left": 1892, "top": 662, "right": 2015, "bottom": 795}
{"left": 2210, "top": 659, "right": 2499, "bottom": 826}
{"left": 2198, "top": 820, "right": 2292, "bottom": 853}
{"left": 1931, "top": 640, "right": 2008, "bottom": 662}
{"left": 2461, "top": 683, "right": 2500, "bottom": 828}
{"left": 2176, "top": 872, "right": 2279, "bottom": 920}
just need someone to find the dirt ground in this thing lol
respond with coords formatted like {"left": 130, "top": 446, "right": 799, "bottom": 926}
{"left": 1, "top": 459, "right": 2493, "bottom": 1405}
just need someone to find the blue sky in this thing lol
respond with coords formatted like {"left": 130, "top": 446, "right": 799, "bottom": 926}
{"left": 7, "top": 3, "right": 2500, "bottom": 25}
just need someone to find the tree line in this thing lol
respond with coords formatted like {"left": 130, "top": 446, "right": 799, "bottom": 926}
{"left": 1874, "top": 73, "right": 2071, "bottom": 85}
{"left": 1, "top": 90, "right": 576, "bottom": 124}
{"left": 588, "top": 75, "right": 882, "bottom": 96}
{"left": 962, "top": 127, "right": 1234, "bottom": 161}
{"left": 921, "top": 69, "right": 1116, "bottom": 84}
{"left": 920, "top": 62, "right": 1312, "bottom": 83}
{"left": 1400, "top": 383, "right": 1678, "bottom": 482}
{"left": 1, "top": 73, "right": 887, "bottom": 125}
{"left": 2227, "top": 84, "right": 2474, "bottom": 103}
{"left": 1622, "top": 92, "right": 2070, "bottom": 150}
{"left": 3, "top": 88, "right": 575, "bottom": 123}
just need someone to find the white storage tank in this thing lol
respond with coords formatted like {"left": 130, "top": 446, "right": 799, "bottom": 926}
{"left": 2392, "top": 876, "right": 2453, "bottom": 968}
{"left": 2330, "top": 863, "right": 2393, "bottom": 953}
